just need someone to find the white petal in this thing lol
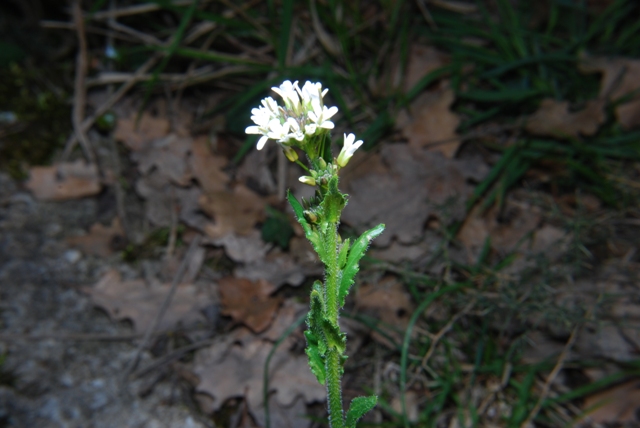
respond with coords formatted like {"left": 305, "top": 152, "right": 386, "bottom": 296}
{"left": 319, "top": 121, "right": 335, "bottom": 129}
{"left": 344, "top": 133, "right": 355, "bottom": 146}
{"left": 324, "top": 106, "right": 338, "bottom": 120}
{"left": 245, "top": 125, "right": 262, "bottom": 134}
{"left": 305, "top": 124, "right": 317, "bottom": 135}
{"left": 256, "top": 135, "right": 269, "bottom": 150}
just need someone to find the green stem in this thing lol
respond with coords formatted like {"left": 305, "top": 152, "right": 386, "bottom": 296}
{"left": 326, "top": 349, "right": 344, "bottom": 428}
{"left": 325, "top": 220, "right": 344, "bottom": 428}
{"left": 325, "top": 222, "right": 339, "bottom": 322}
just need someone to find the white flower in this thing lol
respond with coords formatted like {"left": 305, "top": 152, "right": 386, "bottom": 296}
{"left": 336, "top": 133, "right": 363, "bottom": 167}
{"left": 304, "top": 123, "right": 318, "bottom": 135}
{"left": 271, "top": 80, "right": 301, "bottom": 114}
{"left": 286, "top": 118, "right": 305, "bottom": 142}
{"left": 308, "top": 104, "right": 338, "bottom": 130}
{"left": 298, "top": 81, "right": 328, "bottom": 108}
{"left": 245, "top": 105, "right": 274, "bottom": 149}
{"left": 246, "top": 79, "right": 339, "bottom": 150}
{"left": 266, "top": 119, "right": 291, "bottom": 144}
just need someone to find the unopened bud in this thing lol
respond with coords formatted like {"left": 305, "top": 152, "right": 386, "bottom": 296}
{"left": 317, "top": 158, "right": 327, "bottom": 169}
{"left": 298, "top": 176, "right": 316, "bottom": 186}
{"left": 283, "top": 147, "right": 298, "bottom": 162}
{"left": 304, "top": 210, "right": 318, "bottom": 223}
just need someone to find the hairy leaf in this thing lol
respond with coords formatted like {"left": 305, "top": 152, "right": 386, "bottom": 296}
{"left": 345, "top": 396, "right": 378, "bottom": 428}
{"left": 339, "top": 224, "right": 385, "bottom": 307}
{"left": 304, "top": 331, "right": 326, "bottom": 385}
{"left": 320, "top": 176, "right": 346, "bottom": 224}
{"left": 338, "top": 238, "right": 350, "bottom": 269}
{"left": 288, "top": 190, "right": 324, "bottom": 258}
{"left": 322, "top": 319, "right": 346, "bottom": 354}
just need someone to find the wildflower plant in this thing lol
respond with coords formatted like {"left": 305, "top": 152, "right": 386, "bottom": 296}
{"left": 246, "top": 80, "right": 385, "bottom": 428}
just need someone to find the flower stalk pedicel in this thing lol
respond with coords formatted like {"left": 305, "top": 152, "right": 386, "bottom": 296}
{"left": 246, "top": 80, "right": 385, "bottom": 428}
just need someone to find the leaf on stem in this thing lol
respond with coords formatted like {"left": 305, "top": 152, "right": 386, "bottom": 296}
{"left": 320, "top": 176, "right": 346, "bottom": 223}
{"left": 345, "top": 395, "right": 378, "bottom": 428}
{"left": 287, "top": 190, "right": 324, "bottom": 257}
{"left": 322, "top": 319, "right": 346, "bottom": 354}
{"left": 338, "top": 238, "right": 350, "bottom": 269}
{"left": 339, "top": 224, "right": 385, "bottom": 307}
{"left": 305, "top": 281, "right": 327, "bottom": 384}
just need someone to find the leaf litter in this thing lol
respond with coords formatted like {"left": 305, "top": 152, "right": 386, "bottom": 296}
{"left": 17, "top": 29, "right": 640, "bottom": 428}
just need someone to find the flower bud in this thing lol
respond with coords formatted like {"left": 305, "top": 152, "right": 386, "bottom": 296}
{"left": 283, "top": 146, "right": 298, "bottom": 162}
{"left": 317, "top": 158, "right": 327, "bottom": 169}
{"left": 298, "top": 175, "right": 316, "bottom": 186}
{"left": 304, "top": 210, "right": 318, "bottom": 223}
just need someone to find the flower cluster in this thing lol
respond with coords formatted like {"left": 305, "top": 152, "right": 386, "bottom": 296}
{"left": 245, "top": 80, "right": 338, "bottom": 150}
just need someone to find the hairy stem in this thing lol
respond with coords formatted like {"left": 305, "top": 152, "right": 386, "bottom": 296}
{"left": 325, "top": 221, "right": 344, "bottom": 428}
{"left": 326, "top": 348, "right": 344, "bottom": 428}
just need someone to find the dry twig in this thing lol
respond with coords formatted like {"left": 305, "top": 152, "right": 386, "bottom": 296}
{"left": 71, "top": 0, "right": 96, "bottom": 164}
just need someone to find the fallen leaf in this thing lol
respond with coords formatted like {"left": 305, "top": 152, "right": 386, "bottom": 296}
{"left": 342, "top": 144, "right": 488, "bottom": 247}
{"left": 135, "top": 170, "right": 206, "bottom": 228}
{"left": 355, "top": 276, "right": 414, "bottom": 347}
{"left": 66, "top": 218, "right": 125, "bottom": 257}
{"left": 189, "top": 135, "right": 230, "bottom": 194}
{"left": 26, "top": 160, "right": 101, "bottom": 201}
{"left": 132, "top": 133, "right": 193, "bottom": 186}
{"left": 580, "top": 380, "right": 640, "bottom": 425}
{"left": 457, "top": 198, "right": 541, "bottom": 261}
{"left": 218, "top": 277, "right": 281, "bottom": 333}
{"left": 200, "top": 184, "right": 265, "bottom": 238}
{"left": 261, "top": 298, "right": 307, "bottom": 341}
{"left": 372, "top": 43, "right": 450, "bottom": 96}
{"left": 404, "top": 45, "right": 451, "bottom": 92}
{"left": 525, "top": 98, "right": 606, "bottom": 138}
{"left": 193, "top": 333, "right": 325, "bottom": 420}
{"left": 397, "top": 84, "right": 461, "bottom": 157}
{"left": 213, "top": 230, "right": 271, "bottom": 264}
{"left": 234, "top": 250, "right": 309, "bottom": 288}
{"left": 236, "top": 148, "right": 278, "bottom": 196}
{"left": 577, "top": 323, "right": 638, "bottom": 363}
{"left": 579, "top": 54, "right": 640, "bottom": 129}
{"left": 114, "top": 112, "right": 170, "bottom": 151}
{"left": 84, "top": 269, "right": 211, "bottom": 334}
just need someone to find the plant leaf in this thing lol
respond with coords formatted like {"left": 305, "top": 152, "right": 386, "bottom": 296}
{"left": 345, "top": 395, "right": 378, "bottom": 428}
{"left": 320, "top": 176, "right": 346, "bottom": 223}
{"left": 287, "top": 190, "right": 324, "bottom": 258}
{"left": 322, "top": 319, "right": 346, "bottom": 354}
{"left": 338, "top": 238, "right": 350, "bottom": 269}
{"left": 339, "top": 224, "right": 385, "bottom": 307}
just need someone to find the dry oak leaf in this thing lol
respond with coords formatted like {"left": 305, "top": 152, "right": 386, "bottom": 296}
{"left": 135, "top": 169, "right": 205, "bottom": 228}
{"left": 189, "top": 135, "right": 229, "bottom": 194}
{"left": 26, "top": 160, "right": 101, "bottom": 201}
{"left": 579, "top": 380, "right": 640, "bottom": 425}
{"left": 66, "top": 217, "right": 125, "bottom": 257}
{"left": 132, "top": 133, "right": 193, "bottom": 186}
{"left": 213, "top": 230, "right": 271, "bottom": 264}
{"left": 114, "top": 112, "right": 170, "bottom": 151}
{"left": 342, "top": 144, "right": 488, "bottom": 247}
{"left": 234, "top": 249, "right": 308, "bottom": 288}
{"left": 397, "top": 84, "right": 461, "bottom": 158}
{"left": 193, "top": 334, "right": 325, "bottom": 420}
{"left": 525, "top": 98, "right": 606, "bottom": 138}
{"left": 372, "top": 43, "right": 450, "bottom": 97}
{"left": 355, "top": 276, "right": 414, "bottom": 348}
{"left": 200, "top": 184, "right": 265, "bottom": 239}
{"left": 85, "top": 268, "right": 211, "bottom": 334}
{"left": 457, "top": 198, "right": 542, "bottom": 261}
{"left": 218, "top": 277, "right": 281, "bottom": 333}
{"left": 579, "top": 54, "right": 640, "bottom": 129}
